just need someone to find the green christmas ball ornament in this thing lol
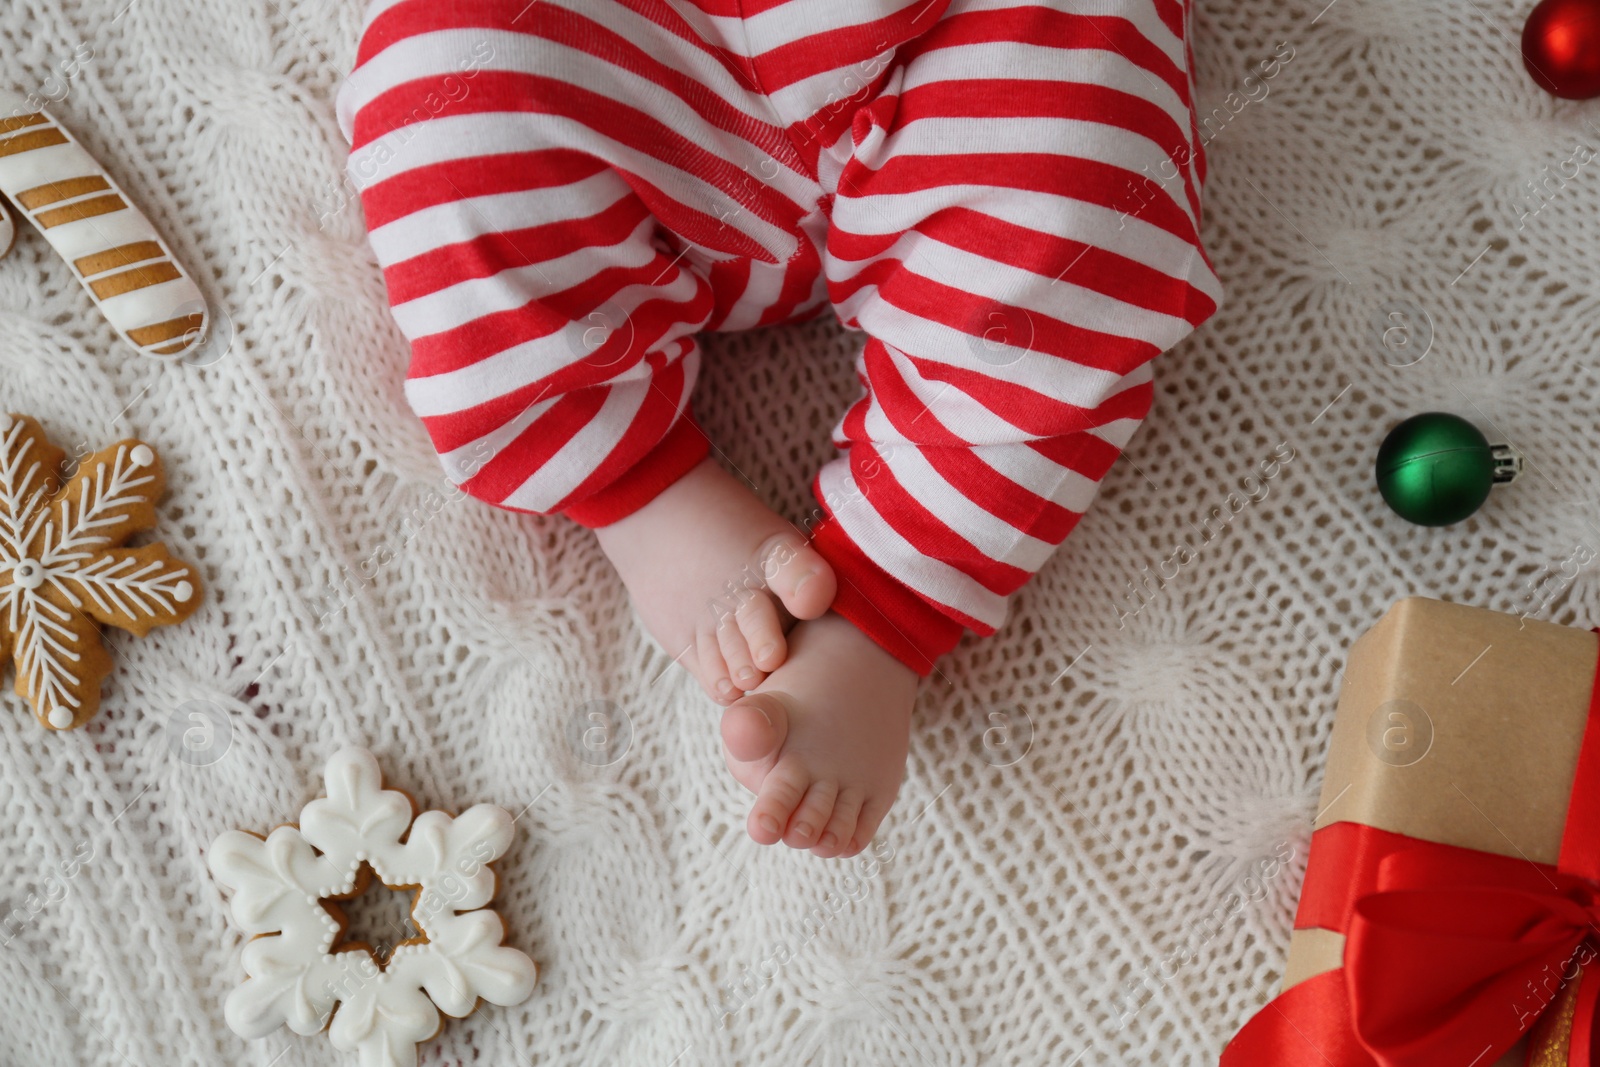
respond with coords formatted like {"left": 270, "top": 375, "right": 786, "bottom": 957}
{"left": 1375, "top": 412, "right": 1523, "bottom": 526}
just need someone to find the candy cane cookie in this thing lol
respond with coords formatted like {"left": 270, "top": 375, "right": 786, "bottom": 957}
{"left": 0, "top": 91, "right": 207, "bottom": 358}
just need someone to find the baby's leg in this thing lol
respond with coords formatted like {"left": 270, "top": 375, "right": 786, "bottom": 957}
{"left": 720, "top": 0, "right": 1223, "bottom": 853}
{"left": 337, "top": 4, "right": 836, "bottom": 700}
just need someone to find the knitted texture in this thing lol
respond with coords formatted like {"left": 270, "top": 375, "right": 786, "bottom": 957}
{"left": 0, "top": 2, "right": 1597, "bottom": 1065}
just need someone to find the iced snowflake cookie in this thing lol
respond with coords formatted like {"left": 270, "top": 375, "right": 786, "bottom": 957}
{"left": 208, "top": 748, "right": 539, "bottom": 1067}
{"left": 0, "top": 92, "right": 207, "bottom": 358}
{"left": 0, "top": 413, "right": 201, "bottom": 729}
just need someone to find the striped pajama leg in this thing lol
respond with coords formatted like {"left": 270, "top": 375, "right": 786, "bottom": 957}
{"left": 338, "top": 1, "right": 838, "bottom": 528}
{"left": 803, "top": 0, "right": 1223, "bottom": 671}
{"left": 353, "top": 143, "right": 717, "bottom": 525}
{"left": 340, "top": 17, "right": 738, "bottom": 524}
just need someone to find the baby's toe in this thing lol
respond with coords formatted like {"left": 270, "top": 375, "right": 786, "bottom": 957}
{"left": 784, "top": 781, "right": 839, "bottom": 849}
{"left": 746, "top": 762, "right": 810, "bottom": 845}
{"left": 843, "top": 799, "right": 892, "bottom": 857}
{"left": 737, "top": 593, "right": 786, "bottom": 674}
{"left": 716, "top": 615, "right": 763, "bottom": 691}
{"left": 722, "top": 692, "right": 789, "bottom": 765}
{"left": 757, "top": 531, "right": 836, "bottom": 621}
{"left": 813, "top": 789, "right": 865, "bottom": 858}
{"left": 696, "top": 628, "right": 739, "bottom": 705}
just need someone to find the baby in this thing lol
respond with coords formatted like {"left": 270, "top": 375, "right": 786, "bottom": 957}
{"left": 336, "top": 0, "right": 1220, "bottom": 858}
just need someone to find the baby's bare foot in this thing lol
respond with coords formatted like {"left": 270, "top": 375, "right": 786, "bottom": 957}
{"left": 720, "top": 612, "right": 918, "bottom": 857}
{"left": 594, "top": 457, "right": 837, "bottom": 703}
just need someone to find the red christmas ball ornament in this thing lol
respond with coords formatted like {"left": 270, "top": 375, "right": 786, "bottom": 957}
{"left": 1523, "top": 0, "right": 1600, "bottom": 99}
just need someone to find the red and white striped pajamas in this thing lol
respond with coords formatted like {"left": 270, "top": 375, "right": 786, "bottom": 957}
{"left": 336, "top": 0, "right": 1222, "bottom": 675}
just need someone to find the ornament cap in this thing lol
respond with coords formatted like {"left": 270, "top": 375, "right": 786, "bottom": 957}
{"left": 1490, "top": 442, "right": 1523, "bottom": 485}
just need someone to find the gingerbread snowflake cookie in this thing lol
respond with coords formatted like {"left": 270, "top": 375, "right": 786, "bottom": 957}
{"left": 0, "top": 413, "right": 200, "bottom": 729}
{"left": 208, "top": 748, "right": 539, "bottom": 1067}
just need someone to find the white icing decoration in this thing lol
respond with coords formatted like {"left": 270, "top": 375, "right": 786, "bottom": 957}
{"left": 10, "top": 559, "right": 44, "bottom": 591}
{"left": 0, "top": 413, "right": 11, "bottom": 433}
{"left": 174, "top": 579, "right": 193, "bottom": 603}
{"left": 129, "top": 444, "right": 154, "bottom": 468}
{"left": 47, "top": 706, "right": 72, "bottom": 729}
{"left": 208, "top": 749, "right": 538, "bottom": 1067}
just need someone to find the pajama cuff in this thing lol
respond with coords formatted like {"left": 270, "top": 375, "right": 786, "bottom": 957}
{"left": 809, "top": 516, "right": 965, "bottom": 676}
{"left": 560, "top": 413, "right": 712, "bottom": 528}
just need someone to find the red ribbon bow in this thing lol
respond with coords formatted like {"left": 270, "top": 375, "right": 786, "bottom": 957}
{"left": 1344, "top": 846, "right": 1600, "bottom": 1066}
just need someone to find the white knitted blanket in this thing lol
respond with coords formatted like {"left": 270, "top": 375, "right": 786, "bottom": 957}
{"left": 1, "top": 1, "right": 1594, "bottom": 1064}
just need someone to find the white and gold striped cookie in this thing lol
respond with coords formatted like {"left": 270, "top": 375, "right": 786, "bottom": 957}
{"left": 0, "top": 93, "right": 207, "bottom": 358}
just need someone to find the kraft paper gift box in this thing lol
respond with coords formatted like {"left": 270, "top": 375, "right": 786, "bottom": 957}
{"left": 1221, "top": 595, "right": 1600, "bottom": 1067}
